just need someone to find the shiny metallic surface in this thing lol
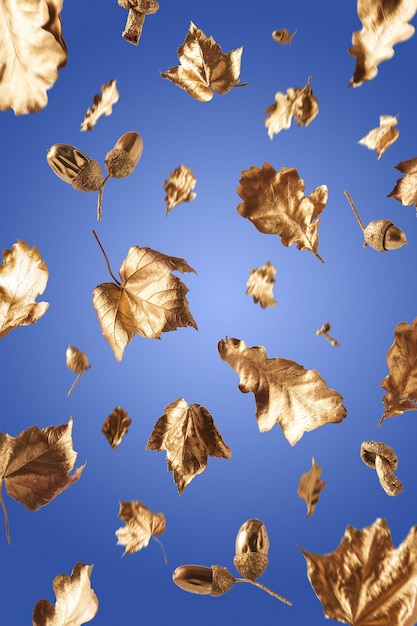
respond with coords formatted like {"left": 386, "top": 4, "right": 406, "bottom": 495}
{"left": 235, "top": 518, "right": 269, "bottom": 555}
{"left": 172, "top": 565, "right": 212, "bottom": 595}
{"left": 47, "top": 144, "right": 91, "bottom": 183}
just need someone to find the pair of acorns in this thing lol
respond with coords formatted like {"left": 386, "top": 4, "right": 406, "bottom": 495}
{"left": 47, "top": 131, "right": 143, "bottom": 220}
{"left": 173, "top": 518, "right": 292, "bottom": 605}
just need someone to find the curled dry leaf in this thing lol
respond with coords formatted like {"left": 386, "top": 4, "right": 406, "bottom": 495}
{"left": 246, "top": 261, "right": 277, "bottom": 308}
{"left": 161, "top": 22, "right": 244, "bottom": 102}
{"left": 388, "top": 157, "right": 417, "bottom": 211}
{"left": 164, "top": 165, "right": 197, "bottom": 214}
{"left": 264, "top": 77, "right": 319, "bottom": 139}
{"left": 0, "top": 240, "right": 49, "bottom": 339}
{"left": 272, "top": 29, "right": 297, "bottom": 45}
{"left": 102, "top": 406, "right": 132, "bottom": 449}
{"left": 237, "top": 163, "right": 327, "bottom": 262}
{"left": 146, "top": 398, "right": 231, "bottom": 494}
{"left": 81, "top": 79, "right": 120, "bottom": 131}
{"left": 32, "top": 562, "right": 98, "bottom": 626}
{"left": 0, "top": 0, "right": 67, "bottom": 114}
{"left": 218, "top": 338, "right": 347, "bottom": 446}
{"left": 118, "top": 0, "right": 159, "bottom": 45}
{"left": 358, "top": 115, "right": 399, "bottom": 159}
{"left": 301, "top": 518, "right": 417, "bottom": 625}
{"left": 379, "top": 317, "right": 417, "bottom": 424}
{"left": 348, "top": 0, "right": 417, "bottom": 87}
{"left": 115, "top": 500, "right": 166, "bottom": 556}
{"left": 66, "top": 346, "right": 91, "bottom": 397}
{"left": 297, "top": 457, "right": 326, "bottom": 517}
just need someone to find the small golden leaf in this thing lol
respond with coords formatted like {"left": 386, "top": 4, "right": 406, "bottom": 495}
{"left": 102, "top": 407, "right": 132, "bottom": 449}
{"left": 272, "top": 29, "right": 297, "bottom": 45}
{"left": 297, "top": 457, "right": 326, "bottom": 517}
{"left": 358, "top": 115, "right": 399, "bottom": 159}
{"left": 81, "top": 79, "right": 120, "bottom": 131}
{"left": 66, "top": 346, "right": 91, "bottom": 397}
{"left": 115, "top": 500, "right": 166, "bottom": 556}
{"left": 388, "top": 157, "right": 417, "bottom": 211}
{"left": 264, "top": 77, "right": 319, "bottom": 139}
{"left": 164, "top": 165, "right": 197, "bottom": 215}
{"left": 246, "top": 261, "right": 277, "bottom": 308}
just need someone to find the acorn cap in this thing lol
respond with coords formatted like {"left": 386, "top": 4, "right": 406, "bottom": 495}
{"left": 71, "top": 159, "right": 104, "bottom": 192}
{"left": 233, "top": 553, "right": 269, "bottom": 580}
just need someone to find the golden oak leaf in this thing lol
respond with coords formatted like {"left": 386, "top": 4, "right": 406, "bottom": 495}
{"left": 379, "top": 318, "right": 417, "bottom": 424}
{"left": 146, "top": 398, "right": 231, "bottom": 494}
{"left": 66, "top": 346, "right": 92, "bottom": 397}
{"left": 348, "top": 0, "right": 417, "bottom": 87}
{"left": 272, "top": 28, "right": 297, "bottom": 45}
{"left": 0, "top": 0, "right": 67, "bottom": 114}
{"left": 264, "top": 77, "right": 319, "bottom": 139}
{"left": 32, "top": 562, "right": 98, "bottom": 626}
{"left": 0, "top": 240, "right": 49, "bottom": 339}
{"left": 297, "top": 457, "right": 326, "bottom": 517}
{"left": 300, "top": 519, "right": 417, "bottom": 625}
{"left": 164, "top": 165, "right": 197, "bottom": 215}
{"left": 218, "top": 338, "right": 347, "bottom": 446}
{"left": 388, "top": 157, "right": 417, "bottom": 211}
{"left": 102, "top": 406, "right": 132, "bottom": 449}
{"left": 161, "top": 22, "right": 244, "bottom": 102}
{"left": 237, "top": 163, "right": 327, "bottom": 262}
{"left": 115, "top": 500, "right": 166, "bottom": 555}
{"left": 246, "top": 261, "right": 277, "bottom": 308}
{"left": 80, "top": 79, "right": 120, "bottom": 131}
{"left": 93, "top": 245, "right": 197, "bottom": 361}
{"left": 358, "top": 115, "right": 399, "bottom": 159}
{"left": 0, "top": 418, "right": 85, "bottom": 543}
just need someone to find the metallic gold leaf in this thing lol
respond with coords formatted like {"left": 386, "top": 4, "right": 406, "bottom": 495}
{"left": 272, "top": 28, "right": 297, "bottom": 45}
{"left": 246, "top": 261, "right": 277, "bottom": 308}
{"left": 0, "top": 240, "right": 49, "bottom": 339}
{"left": 146, "top": 398, "right": 231, "bottom": 494}
{"left": 161, "top": 22, "right": 244, "bottom": 102}
{"left": 164, "top": 165, "right": 197, "bottom": 214}
{"left": 81, "top": 79, "right": 120, "bottom": 131}
{"left": 358, "top": 115, "right": 399, "bottom": 159}
{"left": 115, "top": 500, "right": 165, "bottom": 555}
{"left": 388, "top": 157, "right": 417, "bottom": 211}
{"left": 32, "top": 562, "right": 98, "bottom": 626}
{"left": 218, "top": 337, "right": 347, "bottom": 446}
{"left": 297, "top": 457, "right": 326, "bottom": 517}
{"left": 66, "top": 346, "right": 91, "bottom": 397}
{"left": 264, "top": 77, "right": 319, "bottom": 139}
{"left": 301, "top": 518, "right": 417, "bottom": 625}
{"left": 348, "top": 0, "right": 417, "bottom": 87}
{"left": 102, "top": 406, "right": 132, "bottom": 449}
{"left": 237, "top": 163, "right": 327, "bottom": 262}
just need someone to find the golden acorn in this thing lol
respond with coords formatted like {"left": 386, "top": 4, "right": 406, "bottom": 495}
{"left": 233, "top": 518, "right": 269, "bottom": 580}
{"left": 172, "top": 565, "right": 235, "bottom": 597}
{"left": 47, "top": 144, "right": 103, "bottom": 191}
{"left": 104, "top": 131, "right": 143, "bottom": 178}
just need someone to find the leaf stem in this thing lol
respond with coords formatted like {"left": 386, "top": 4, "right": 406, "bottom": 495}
{"left": 0, "top": 481, "right": 11, "bottom": 544}
{"left": 152, "top": 536, "right": 168, "bottom": 565}
{"left": 67, "top": 365, "right": 92, "bottom": 398}
{"left": 234, "top": 577, "right": 292, "bottom": 605}
{"left": 344, "top": 190, "right": 366, "bottom": 232}
{"left": 92, "top": 230, "right": 121, "bottom": 285}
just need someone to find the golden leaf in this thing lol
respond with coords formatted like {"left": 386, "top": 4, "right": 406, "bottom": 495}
{"left": 218, "top": 337, "right": 347, "bottom": 446}
{"left": 161, "top": 22, "right": 244, "bottom": 102}
{"left": 32, "top": 562, "right": 98, "bottom": 626}
{"left": 300, "top": 518, "right": 417, "bottom": 625}
{"left": 246, "top": 261, "right": 277, "bottom": 308}
{"left": 115, "top": 500, "right": 166, "bottom": 555}
{"left": 102, "top": 406, "right": 132, "bottom": 449}
{"left": 146, "top": 398, "right": 231, "bottom": 494}
{"left": 297, "top": 457, "right": 326, "bottom": 517}
{"left": 379, "top": 317, "right": 417, "bottom": 424}
{"left": 164, "top": 165, "right": 197, "bottom": 215}
{"left": 0, "top": 0, "right": 67, "bottom": 114}
{"left": 92, "top": 237, "right": 197, "bottom": 361}
{"left": 0, "top": 240, "right": 49, "bottom": 339}
{"left": 237, "top": 163, "right": 327, "bottom": 262}
{"left": 80, "top": 79, "right": 120, "bottom": 131}
{"left": 388, "top": 157, "right": 417, "bottom": 211}
{"left": 118, "top": 0, "right": 159, "bottom": 46}
{"left": 66, "top": 346, "right": 92, "bottom": 397}
{"left": 358, "top": 115, "right": 399, "bottom": 159}
{"left": 264, "top": 77, "right": 319, "bottom": 139}
{"left": 0, "top": 418, "right": 85, "bottom": 543}
{"left": 272, "top": 28, "right": 297, "bottom": 45}
{"left": 348, "top": 0, "right": 417, "bottom": 87}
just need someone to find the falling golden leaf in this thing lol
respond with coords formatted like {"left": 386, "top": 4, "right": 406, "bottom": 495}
{"left": 0, "top": 0, "right": 67, "bottom": 113}
{"left": 360, "top": 440, "right": 404, "bottom": 496}
{"left": 115, "top": 500, "right": 166, "bottom": 556}
{"left": 80, "top": 79, "right": 120, "bottom": 131}
{"left": 297, "top": 457, "right": 326, "bottom": 517}
{"left": 264, "top": 77, "right": 318, "bottom": 139}
{"left": 164, "top": 165, "right": 197, "bottom": 214}
{"left": 379, "top": 318, "right": 417, "bottom": 424}
{"left": 66, "top": 346, "right": 92, "bottom": 397}
{"left": 32, "top": 562, "right": 98, "bottom": 626}
{"left": 388, "top": 157, "right": 417, "bottom": 212}
{"left": 146, "top": 398, "right": 231, "bottom": 494}
{"left": 161, "top": 22, "right": 244, "bottom": 102}
{"left": 118, "top": 0, "right": 159, "bottom": 45}
{"left": 246, "top": 261, "right": 277, "bottom": 308}
{"left": 272, "top": 29, "right": 297, "bottom": 45}
{"left": 218, "top": 338, "right": 347, "bottom": 446}
{"left": 237, "top": 163, "right": 327, "bottom": 262}
{"left": 0, "top": 240, "right": 49, "bottom": 339}
{"left": 0, "top": 418, "right": 85, "bottom": 543}
{"left": 301, "top": 518, "right": 417, "bottom": 625}
{"left": 358, "top": 115, "right": 399, "bottom": 159}
{"left": 348, "top": 0, "right": 417, "bottom": 87}
{"left": 102, "top": 407, "right": 132, "bottom": 449}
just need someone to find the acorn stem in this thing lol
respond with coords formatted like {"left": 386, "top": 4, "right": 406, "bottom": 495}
{"left": 344, "top": 190, "right": 366, "bottom": 232}
{"left": 92, "top": 230, "right": 121, "bottom": 285}
{"left": 234, "top": 578, "right": 292, "bottom": 605}
{"left": 96, "top": 174, "right": 111, "bottom": 221}
{"left": 0, "top": 482, "right": 11, "bottom": 544}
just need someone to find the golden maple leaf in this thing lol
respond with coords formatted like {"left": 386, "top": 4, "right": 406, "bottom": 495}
{"left": 161, "top": 22, "right": 244, "bottom": 102}
{"left": 218, "top": 338, "right": 347, "bottom": 445}
{"left": 358, "top": 115, "right": 399, "bottom": 159}
{"left": 388, "top": 157, "right": 417, "bottom": 212}
{"left": 0, "top": 240, "right": 49, "bottom": 339}
{"left": 237, "top": 163, "right": 327, "bottom": 262}
{"left": 297, "top": 457, "right": 326, "bottom": 517}
{"left": 115, "top": 501, "right": 166, "bottom": 556}
{"left": 0, "top": 0, "right": 67, "bottom": 114}
{"left": 146, "top": 398, "right": 231, "bottom": 494}
{"left": 102, "top": 406, "right": 132, "bottom": 449}
{"left": 164, "top": 164, "right": 197, "bottom": 215}
{"left": 348, "top": 0, "right": 417, "bottom": 87}
{"left": 80, "top": 79, "right": 120, "bottom": 131}
{"left": 264, "top": 77, "right": 319, "bottom": 139}
{"left": 301, "top": 518, "right": 417, "bottom": 625}
{"left": 66, "top": 346, "right": 92, "bottom": 397}
{"left": 246, "top": 261, "right": 277, "bottom": 308}
{"left": 32, "top": 562, "right": 98, "bottom": 626}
